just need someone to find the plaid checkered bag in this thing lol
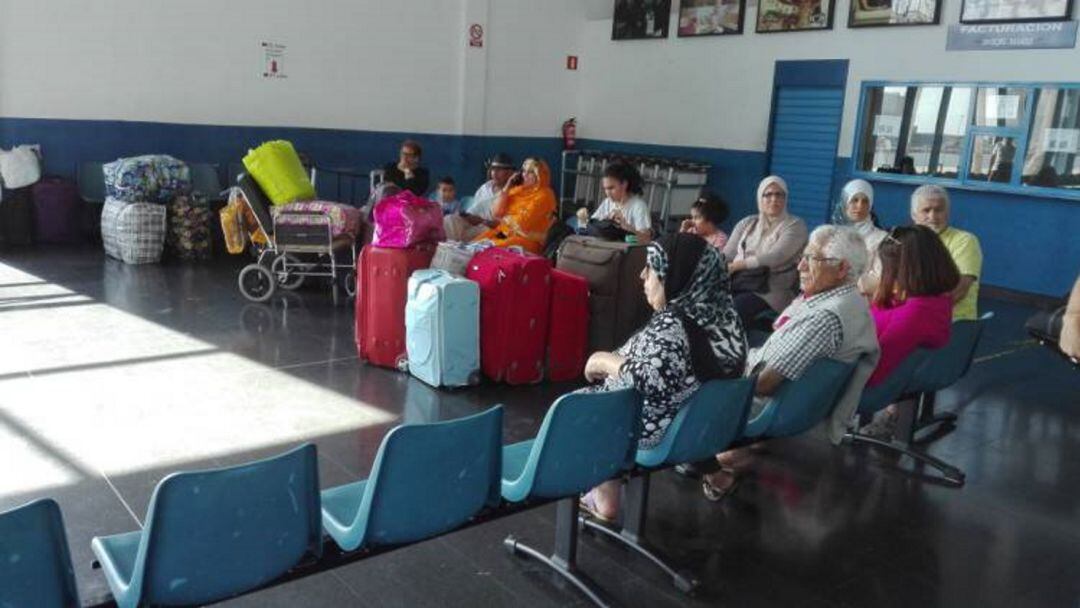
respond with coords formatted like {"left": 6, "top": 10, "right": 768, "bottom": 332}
{"left": 101, "top": 197, "right": 167, "bottom": 264}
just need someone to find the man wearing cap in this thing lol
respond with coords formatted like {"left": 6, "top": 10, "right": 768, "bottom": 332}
{"left": 444, "top": 153, "right": 515, "bottom": 242}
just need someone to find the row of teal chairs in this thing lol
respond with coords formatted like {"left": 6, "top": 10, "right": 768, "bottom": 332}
{"left": 1, "top": 317, "right": 985, "bottom": 607}
{"left": 845, "top": 314, "right": 991, "bottom": 486}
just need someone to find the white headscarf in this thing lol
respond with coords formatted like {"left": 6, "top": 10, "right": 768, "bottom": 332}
{"left": 835, "top": 179, "right": 886, "bottom": 252}
{"left": 750, "top": 175, "right": 790, "bottom": 245}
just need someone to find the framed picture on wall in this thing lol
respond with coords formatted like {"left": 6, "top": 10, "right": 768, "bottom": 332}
{"left": 849, "top": 0, "right": 941, "bottom": 27}
{"left": 612, "top": 0, "right": 673, "bottom": 40}
{"left": 756, "top": 0, "right": 836, "bottom": 32}
{"left": 678, "top": 0, "right": 747, "bottom": 35}
{"left": 960, "top": 0, "right": 1073, "bottom": 22}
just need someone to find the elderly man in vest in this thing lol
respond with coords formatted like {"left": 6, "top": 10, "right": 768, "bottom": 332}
{"left": 700, "top": 225, "right": 881, "bottom": 501}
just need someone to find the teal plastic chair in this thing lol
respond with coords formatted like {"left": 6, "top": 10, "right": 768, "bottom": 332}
{"left": 91, "top": 444, "right": 322, "bottom": 608}
{"left": 77, "top": 161, "right": 106, "bottom": 203}
{"left": 580, "top": 378, "right": 755, "bottom": 595}
{"left": 0, "top": 499, "right": 80, "bottom": 608}
{"left": 502, "top": 389, "right": 642, "bottom": 608}
{"left": 905, "top": 314, "right": 992, "bottom": 437}
{"left": 188, "top": 163, "right": 224, "bottom": 201}
{"left": 743, "top": 358, "right": 856, "bottom": 439}
{"left": 321, "top": 406, "right": 503, "bottom": 552}
{"left": 844, "top": 350, "right": 965, "bottom": 486}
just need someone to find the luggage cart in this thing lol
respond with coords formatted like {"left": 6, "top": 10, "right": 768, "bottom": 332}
{"left": 234, "top": 173, "right": 358, "bottom": 303}
{"left": 559, "top": 150, "right": 710, "bottom": 235}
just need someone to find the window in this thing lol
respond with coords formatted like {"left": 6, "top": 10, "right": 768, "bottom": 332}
{"left": 857, "top": 84, "right": 972, "bottom": 178}
{"left": 1022, "top": 88, "right": 1080, "bottom": 191}
{"left": 854, "top": 81, "right": 1080, "bottom": 200}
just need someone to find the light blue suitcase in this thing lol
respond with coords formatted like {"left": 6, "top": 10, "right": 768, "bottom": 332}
{"left": 406, "top": 269, "right": 481, "bottom": 388}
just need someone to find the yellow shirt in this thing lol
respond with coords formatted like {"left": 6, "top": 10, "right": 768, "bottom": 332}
{"left": 938, "top": 226, "right": 983, "bottom": 321}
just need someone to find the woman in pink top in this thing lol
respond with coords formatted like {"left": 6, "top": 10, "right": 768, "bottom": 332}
{"left": 862, "top": 225, "right": 960, "bottom": 437}
{"left": 680, "top": 191, "right": 729, "bottom": 250}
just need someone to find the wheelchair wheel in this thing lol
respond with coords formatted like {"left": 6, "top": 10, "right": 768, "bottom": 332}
{"left": 239, "top": 263, "right": 275, "bottom": 302}
{"left": 271, "top": 254, "right": 306, "bottom": 291}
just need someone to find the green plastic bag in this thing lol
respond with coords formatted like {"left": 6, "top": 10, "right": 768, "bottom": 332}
{"left": 242, "top": 140, "right": 316, "bottom": 205}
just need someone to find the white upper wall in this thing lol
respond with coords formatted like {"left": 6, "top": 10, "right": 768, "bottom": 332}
{"left": 0, "top": 0, "right": 584, "bottom": 137}
{"left": 578, "top": 0, "right": 1080, "bottom": 156}
{"left": 2, "top": 0, "right": 1076, "bottom": 153}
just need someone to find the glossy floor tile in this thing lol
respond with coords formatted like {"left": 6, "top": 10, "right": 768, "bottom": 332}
{"left": 1, "top": 246, "right": 1078, "bottom": 608}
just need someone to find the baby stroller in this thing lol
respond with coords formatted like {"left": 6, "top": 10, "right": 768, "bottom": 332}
{"left": 231, "top": 173, "right": 358, "bottom": 302}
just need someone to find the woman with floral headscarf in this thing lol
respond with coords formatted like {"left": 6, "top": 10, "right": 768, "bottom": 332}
{"left": 578, "top": 232, "right": 747, "bottom": 521}
{"left": 471, "top": 157, "right": 556, "bottom": 254}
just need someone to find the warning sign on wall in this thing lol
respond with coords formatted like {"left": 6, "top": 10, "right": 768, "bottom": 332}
{"left": 262, "top": 41, "right": 287, "bottom": 79}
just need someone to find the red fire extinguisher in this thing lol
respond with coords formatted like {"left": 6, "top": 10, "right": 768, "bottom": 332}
{"left": 562, "top": 117, "right": 577, "bottom": 150}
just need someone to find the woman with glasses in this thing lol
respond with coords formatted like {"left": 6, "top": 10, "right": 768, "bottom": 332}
{"left": 382, "top": 139, "right": 430, "bottom": 196}
{"left": 860, "top": 225, "right": 960, "bottom": 439}
{"left": 722, "top": 175, "right": 809, "bottom": 328}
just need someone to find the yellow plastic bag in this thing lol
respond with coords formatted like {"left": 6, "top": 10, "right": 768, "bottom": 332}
{"left": 241, "top": 140, "right": 316, "bottom": 205}
{"left": 220, "top": 193, "right": 246, "bottom": 255}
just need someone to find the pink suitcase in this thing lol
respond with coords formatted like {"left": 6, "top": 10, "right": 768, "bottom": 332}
{"left": 355, "top": 243, "right": 437, "bottom": 370}
{"left": 466, "top": 247, "right": 552, "bottom": 384}
{"left": 547, "top": 269, "right": 590, "bottom": 382}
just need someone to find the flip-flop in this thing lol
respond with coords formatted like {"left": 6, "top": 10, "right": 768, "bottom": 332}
{"left": 702, "top": 467, "right": 741, "bottom": 503}
{"left": 579, "top": 490, "right": 616, "bottom": 524}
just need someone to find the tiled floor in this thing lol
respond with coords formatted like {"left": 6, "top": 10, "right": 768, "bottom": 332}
{"left": 1, "top": 245, "right": 1078, "bottom": 607}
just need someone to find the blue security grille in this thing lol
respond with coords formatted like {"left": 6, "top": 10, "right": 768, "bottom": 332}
{"left": 768, "top": 86, "right": 845, "bottom": 227}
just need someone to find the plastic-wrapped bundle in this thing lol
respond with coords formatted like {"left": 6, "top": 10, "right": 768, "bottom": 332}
{"left": 103, "top": 155, "right": 191, "bottom": 204}
{"left": 167, "top": 195, "right": 212, "bottom": 261}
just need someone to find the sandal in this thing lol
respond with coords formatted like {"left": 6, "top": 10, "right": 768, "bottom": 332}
{"left": 579, "top": 490, "right": 616, "bottom": 524}
{"left": 702, "top": 468, "right": 741, "bottom": 503}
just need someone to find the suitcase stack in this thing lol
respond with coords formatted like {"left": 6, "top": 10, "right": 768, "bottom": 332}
{"left": 556, "top": 235, "right": 651, "bottom": 353}
{"left": 101, "top": 155, "right": 192, "bottom": 264}
{"left": 466, "top": 247, "right": 552, "bottom": 385}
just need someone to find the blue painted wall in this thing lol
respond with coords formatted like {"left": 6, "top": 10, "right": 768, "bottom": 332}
{"left": 0, "top": 117, "right": 564, "bottom": 204}
{"left": 2, "top": 116, "right": 1075, "bottom": 296}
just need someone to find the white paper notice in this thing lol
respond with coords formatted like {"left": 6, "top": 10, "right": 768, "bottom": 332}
{"left": 873, "top": 115, "right": 902, "bottom": 138}
{"left": 985, "top": 94, "right": 1020, "bottom": 121}
{"left": 1043, "top": 128, "right": 1080, "bottom": 154}
{"left": 262, "top": 42, "right": 287, "bottom": 79}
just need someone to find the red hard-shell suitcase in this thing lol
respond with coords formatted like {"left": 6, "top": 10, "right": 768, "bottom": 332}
{"left": 547, "top": 269, "right": 589, "bottom": 382}
{"left": 355, "top": 243, "right": 436, "bottom": 370}
{"left": 466, "top": 247, "right": 552, "bottom": 384}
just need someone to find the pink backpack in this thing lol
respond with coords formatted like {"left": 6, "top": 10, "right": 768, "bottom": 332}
{"left": 372, "top": 191, "right": 446, "bottom": 248}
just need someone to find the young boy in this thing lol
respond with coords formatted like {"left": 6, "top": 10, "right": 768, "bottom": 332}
{"left": 431, "top": 176, "right": 461, "bottom": 215}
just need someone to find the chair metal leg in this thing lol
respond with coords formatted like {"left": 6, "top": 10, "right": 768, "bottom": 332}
{"left": 579, "top": 475, "right": 700, "bottom": 594}
{"left": 912, "top": 392, "right": 958, "bottom": 443}
{"left": 503, "top": 498, "right": 613, "bottom": 608}
{"left": 843, "top": 431, "right": 966, "bottom": 487}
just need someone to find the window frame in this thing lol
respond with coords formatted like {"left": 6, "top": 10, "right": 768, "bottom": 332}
{"left": 852, "top": 80, "right": 1080, "bottom": 202}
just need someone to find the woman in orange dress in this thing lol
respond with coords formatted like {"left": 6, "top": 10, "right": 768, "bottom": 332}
{"left": 471, "top": 157, "right": 556, "bottom": 255}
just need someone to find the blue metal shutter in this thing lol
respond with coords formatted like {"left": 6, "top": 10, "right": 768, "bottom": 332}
{"left": 768, "top": 86, "right": 845, "bottom": 227}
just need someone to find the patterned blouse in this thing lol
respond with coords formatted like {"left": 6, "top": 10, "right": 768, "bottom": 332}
{"left": 582, "top": 310, "right": 701, "bottom": 448}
